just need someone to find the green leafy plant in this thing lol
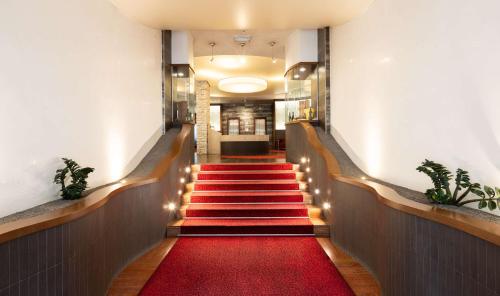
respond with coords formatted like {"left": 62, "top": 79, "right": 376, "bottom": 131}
{"left": 54, "top": 158, "right": 94, "bottom": 200}
{"left": 416, "top": 159, "right": 499, "bottom": 210}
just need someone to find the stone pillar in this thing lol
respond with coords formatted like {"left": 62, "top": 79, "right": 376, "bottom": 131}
{"left": 196, "top": 81, "right": 210, "bottom": 155}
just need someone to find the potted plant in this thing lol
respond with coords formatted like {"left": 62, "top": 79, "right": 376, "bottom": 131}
{"left": 417, "top": 159, "right": 499, "bottom": 210}
{"left": 54, "top": 158, "right": 94, "bottom": 200}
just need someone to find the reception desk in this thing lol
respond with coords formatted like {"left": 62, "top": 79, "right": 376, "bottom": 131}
{"left": 221, "top": 134, "right": 270, "bottom": 155}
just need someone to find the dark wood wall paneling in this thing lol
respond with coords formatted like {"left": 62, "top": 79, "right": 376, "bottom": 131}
{"left": 220, "top": 103, "right": 274, "bottom": 143}
{"left": 162, "top": 30, "right": 173, "bottom": 131}
{"left": 286, "top": 122, "right": 500, "bottom": 296}
{"left": 0, "top": 126, "right": 195, "bottom": 296}
{"left": 317, "top": 27, "right": 331, "bottom": 133}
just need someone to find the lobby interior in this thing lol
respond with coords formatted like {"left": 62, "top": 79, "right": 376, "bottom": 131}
{"left": 1, "top": 0, "right": 499, "bottom": 295}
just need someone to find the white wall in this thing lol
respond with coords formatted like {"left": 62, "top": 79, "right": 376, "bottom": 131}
{"left": 331, "top": 0, "right": 500, "bottom": 212}
{"left": 0, "top": 0, "right": 162, "bottom": 217}
{"left": 285, "top": 29, "right": 318, "bottom": 71}
{"left": 172, "top": 31, "right": 194, "bottom": 66}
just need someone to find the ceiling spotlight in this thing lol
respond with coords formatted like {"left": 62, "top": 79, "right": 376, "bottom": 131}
{"left": 178, "top": 72, "right": 184, "bottom": 77}
{"left": 293, "top": 74, "right": 300, "bottom": 79}
{"left": 299, "top": 67, "right": 306, "bottom": 72}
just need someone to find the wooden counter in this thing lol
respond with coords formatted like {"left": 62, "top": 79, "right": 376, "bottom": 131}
{"left": 221, "top": 134, "right": 270, "bottom": 155}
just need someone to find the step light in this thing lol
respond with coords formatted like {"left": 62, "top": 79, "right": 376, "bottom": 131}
{"left": 185, "top": 166, "right": 191, "bottom": 173}
{"left": 323, "top": 202, "right": 331, "bottom": 210}
{"left": 306, "top": 167, "right": 311, "bottom": 173}
{"left": 314, "top": 188, "right": 320, "bottom": 195}
{"left": 180, "top": 177, "right": 186, "bottom": 184}
{"left": 178, "top": 190, "right": 183, "bottom": 195}
{"left": 165, "top": 202, "right": 176, "bottom": 211}
{"left": 308, "top": 177, "right": 313, "bottom": 183}
{"left": 300, "top": 157, "right": 307, "bottom": 164}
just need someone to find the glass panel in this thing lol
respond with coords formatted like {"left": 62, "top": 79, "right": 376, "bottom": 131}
{"left": 285, "top": 63, "right": 319, "bottom": 123}
{"left": 255, "top": 119, "right": 266, "bottom": 135}
{"left": 274, "top": 101, "right": 286, "bottom": 130}
{"left": 228, "top": 119, "right": 239, "bottom": 135}
{"left": 210, "top": 105, "right": 221, "bottom": 132}
{"left": 172, "top": 65, "right": 195, "bottom": 124}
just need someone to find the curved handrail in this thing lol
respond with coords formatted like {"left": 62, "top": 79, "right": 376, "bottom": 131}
{"left": 291, "top": 121, "right": 500, "bottom": 246}
{"left": 0, "top": 124, "right": 193, "bottom": 244}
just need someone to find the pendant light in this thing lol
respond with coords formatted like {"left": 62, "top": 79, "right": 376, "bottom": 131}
{"left": 209, "top": 42, "right": 216, "bottom": 63}
{"left": 270, "top": 41, "right": 277, "bottom": 64}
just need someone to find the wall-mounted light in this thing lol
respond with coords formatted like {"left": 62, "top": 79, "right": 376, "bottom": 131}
{"left": 164, "top": 202, "right": 176, "bottom": 211}
{"left": 180, "top": 177, "right": 186, "bottom": 184}
{"left": 323, "top": 202, "right": 331, "bottom": 210}
{"left": 314, "top": 188, "right": 320, "bottom": 195}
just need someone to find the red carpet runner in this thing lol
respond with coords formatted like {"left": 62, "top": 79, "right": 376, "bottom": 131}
{"left": 180, "top": 162, "right": 313, "bottom": 235}
{"left": 139, "top": 237, "right": 355, "bottom": 296}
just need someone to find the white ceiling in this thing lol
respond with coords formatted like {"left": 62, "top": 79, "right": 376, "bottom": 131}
{"left": 109, "top": 0, "right": 374, "bottom": 30}
{"left": 194, "top": 55, "right": 286, "bottom": 99}
{"left": 192, "top": 30, "right": 289, "bottom": 59}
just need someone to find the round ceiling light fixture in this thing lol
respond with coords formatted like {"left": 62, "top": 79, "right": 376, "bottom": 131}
{"left": 218, "top": 77, "right": 268, "bottom": 93}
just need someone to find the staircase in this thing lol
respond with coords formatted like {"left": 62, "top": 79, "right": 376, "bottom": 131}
{"left": 167, "top": 162, "right": 328, "bottom": 236}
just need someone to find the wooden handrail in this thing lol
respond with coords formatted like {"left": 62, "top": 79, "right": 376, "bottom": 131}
{"left": 0, "top": 124, "right": 193, "bottom": 244}
{"left": 291, "top": 121, "right": 500, "bottom": 246}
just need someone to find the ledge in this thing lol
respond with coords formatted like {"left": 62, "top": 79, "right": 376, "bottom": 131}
{"left": 292, "top": 121, "right": 500, "bottom": 246}
{"left": 0, "top": 124, "right": 193, "bottom": 244}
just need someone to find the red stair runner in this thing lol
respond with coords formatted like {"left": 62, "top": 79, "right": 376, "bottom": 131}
{"left": 181, "top": 162, "right": 313, "bottom": 236}
{"left": 200, "top": 163, "right": 293, "bottom": 171}
{"left": 196, "top": 170, "right": 296, "bottom": 180}
{"left": 194, "top": 180, "right": 300, "bottom": 191}
{"left": 189, "top": 191, "right": 304, "bottom": 203}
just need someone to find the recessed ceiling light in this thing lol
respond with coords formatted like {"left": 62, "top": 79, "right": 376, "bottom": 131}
{"left": 218, "top": 77, "right": 268, "bottom": 94}
{"left": 299, "top": 67, "right": 306, "bottom": 72}
{"left": 294, "top": 74, "right": 300, "bottom": 79}
{"left": 178, "top": 72, "right": 184, "bottom": 77}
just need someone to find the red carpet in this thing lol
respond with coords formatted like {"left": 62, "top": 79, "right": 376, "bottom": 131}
{"left": 194, "top": 180, "right": 300, "bottom": 191}
{"left": 185, "top": 204, "right": 309, "bottom": 218}
{"left": 180, "top": 219, "right": 313, "bottom": 235}
{"left": 182, "top": 162, "right": 310, "bottom": 235}
{"left": 201, "top": 163, "right": 293, "bottom": 171}
{"left": 140, "top": 237, "right": 354, "bottom": 296}
{"left": 189, "top": 191, "right": 304, "bottom": 203}
{"left": 196, "top": 171, "right": 296, "bottom": 180}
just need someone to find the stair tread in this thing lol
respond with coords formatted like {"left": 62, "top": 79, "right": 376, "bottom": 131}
{"left": 181, "top": 218, "right": 312, "bottom": 226}
{"left": 189, "top": 191, "right": 304, "bottom": 196}
{"left": 185, "top": 204, "right": 308, "bottom": 210}
{"left": 193, "top": 180, "right": 299, "bottom": 184}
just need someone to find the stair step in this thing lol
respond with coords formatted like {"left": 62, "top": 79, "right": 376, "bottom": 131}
{"left": 192, "top": 180, "right": 304, "bottom": 191}
{"left": 167, "top": 218, "right": 329, "bottom": 236}
{"left": 193, "top": 171, "right": 298, "bottom": 181}
{"left": 185, "top": 191, "right": 311, "bottom": 204}
{"left": 198, "top": 163, "right": 296, "bottom": 172}
{"left": 181, "top": 204, "right": 309, "bottom": 218}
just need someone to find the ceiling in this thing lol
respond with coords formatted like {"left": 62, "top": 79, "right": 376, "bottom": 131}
{"left": 194, "top": 55, "right": 286, "bottom": 99}
{"left": 192, "top": 30, "right": 289, "bottom": 59}
{"left": 109, "top": 0, "right": 374, "bottom": 30}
